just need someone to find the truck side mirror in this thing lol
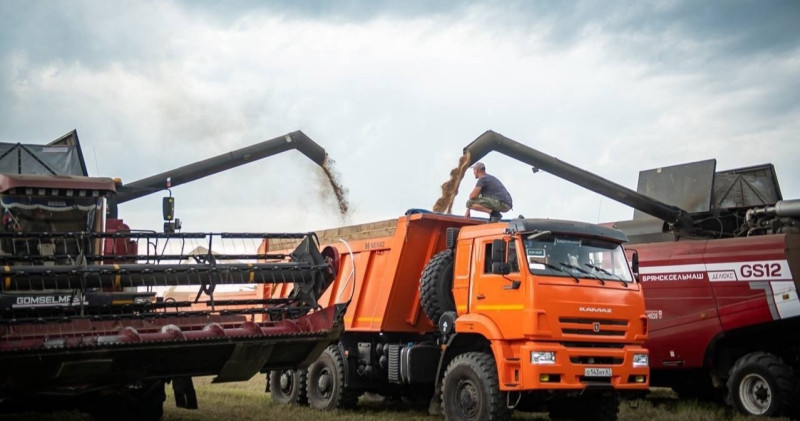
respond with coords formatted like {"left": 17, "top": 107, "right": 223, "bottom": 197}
{"left": 491, "top": 239, "right": 506, "bottom": 263}
{"left": 631, "top": 251, "right": 640, "bottom": 277}
{"left": 163, "top": 197, "right": 175, "bottom": 221}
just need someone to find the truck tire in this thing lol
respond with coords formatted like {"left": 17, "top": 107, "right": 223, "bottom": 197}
{"left": 269, "top": 368, "right": 308, "bottom": 405}
{"left": 442, "top": 352, "right": 511, "bottom": 421}
{"left": 420, "top": 249, "right": 456, "bottom": 325}
{"left": 306, "top": 345, "right": 359, "bottom": 410}
{"left": 726, "top": 351, "right": 796, "bottom": 417}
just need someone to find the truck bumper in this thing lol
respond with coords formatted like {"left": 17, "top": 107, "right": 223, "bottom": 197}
{"left": 498, "top": 341, "right": 649, "bottom": 392}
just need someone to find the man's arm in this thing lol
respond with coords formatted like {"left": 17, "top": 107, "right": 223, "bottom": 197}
{"left": 468, "top": 185, "right": 481, "bottom": 200}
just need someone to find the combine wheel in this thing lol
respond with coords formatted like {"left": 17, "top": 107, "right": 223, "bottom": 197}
{"left": 419, "top": 249, "right": 456, "bottom": 325}
{"left": 269, "top": 368, "right": 308, "bottom": 405}
{"left": 306, "top": 345, "right": 359, "bottom": 410}
{"left": 442, "top": 352, "right": 511, "bottom": 421}
{"left": 726, "top": 351, "right": 796, "bottom": 417}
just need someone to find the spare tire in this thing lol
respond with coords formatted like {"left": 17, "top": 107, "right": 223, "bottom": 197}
{"left": 420, "top": 249, "right": 456, "bottom": 325}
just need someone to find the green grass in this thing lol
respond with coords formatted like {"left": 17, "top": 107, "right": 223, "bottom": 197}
{"left": 1, "top": 376, "right": 792, "bottom": 421}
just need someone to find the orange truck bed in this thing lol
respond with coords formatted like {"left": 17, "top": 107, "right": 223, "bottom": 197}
{"left": 265, "top": 212, "right": 477, "bottom": 333}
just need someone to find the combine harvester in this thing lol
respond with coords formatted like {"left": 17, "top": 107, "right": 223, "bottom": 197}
{"left": 265, "top": 213, "right": 650, "bottom": 420}
{"left": 0, "top": 131, "right": 348, "bottom": 420}
{"left": 463, "top": 130, "right": 800, "bottom": 418}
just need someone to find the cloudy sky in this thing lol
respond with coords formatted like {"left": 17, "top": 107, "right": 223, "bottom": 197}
{"left": 1, "top": 0, "right": 798, "bottom": 233}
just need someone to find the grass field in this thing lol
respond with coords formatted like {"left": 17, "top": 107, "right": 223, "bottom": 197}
{"left": 3, "top": 375, "right": 791, "bottom": 421}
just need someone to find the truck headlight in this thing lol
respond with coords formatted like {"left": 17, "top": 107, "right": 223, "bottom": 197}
{"left": 633, "top": 353, "right": 649, "bottom": 368}
{"left": 530, "top": 351, "right": 556, "bottom": 365}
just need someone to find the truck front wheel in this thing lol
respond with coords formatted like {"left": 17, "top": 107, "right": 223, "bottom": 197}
{"left": 442, "top": 352, "right": 511, "bottom": 421}
{"left": 269, "top": 369, "right": 308, "bottom": 405}
{"left": 726, "top": 351, "right": 796, "bottom": 417}
{"left": 306, "top": 345, "right": 359, "bottom": 410}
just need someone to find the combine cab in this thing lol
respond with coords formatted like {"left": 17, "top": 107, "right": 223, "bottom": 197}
{"left": 0, "top": 134, "right": 347, "bottom": 420}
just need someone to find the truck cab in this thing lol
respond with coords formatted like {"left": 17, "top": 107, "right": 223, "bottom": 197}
{"left": 436, "top": 218, "right": 648, "bottom": 419}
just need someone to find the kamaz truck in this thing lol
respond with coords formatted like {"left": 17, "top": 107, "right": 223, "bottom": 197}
{"left": 265, "top": 211, "right": 649, "bottom": 421}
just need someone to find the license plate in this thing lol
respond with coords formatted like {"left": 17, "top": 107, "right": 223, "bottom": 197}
{"left": 584, "top": 368, "right": 612, "bottom": 377}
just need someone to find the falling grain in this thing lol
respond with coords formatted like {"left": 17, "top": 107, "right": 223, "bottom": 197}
{"left": 432, "top": 150, "right": 471, "bottom": 214}
{"left": 317, "top": 155, "right": 350, "bottom": 220}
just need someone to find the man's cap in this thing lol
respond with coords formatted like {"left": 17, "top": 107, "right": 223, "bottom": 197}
{"left": 471, "top": 162, "right": 485, "bottom": 170}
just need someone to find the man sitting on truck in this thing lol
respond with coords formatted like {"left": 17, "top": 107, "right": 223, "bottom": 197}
{"left": 465, "top": 162, "right": 513, "bottom": 223}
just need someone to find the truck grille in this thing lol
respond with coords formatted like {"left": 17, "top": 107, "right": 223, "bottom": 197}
{"left": 558, "top": 317, "right": 628, "bottom": 337}
{"left": 569, "top": 356, "right": 623, "bottom": 365}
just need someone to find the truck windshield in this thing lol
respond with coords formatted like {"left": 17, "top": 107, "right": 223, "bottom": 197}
{"left": 522, "top": 234, "right": 633, "bottom": 283}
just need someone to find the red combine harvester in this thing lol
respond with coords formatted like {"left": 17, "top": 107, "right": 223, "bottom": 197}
{"left": 464, "top": 130, "right": 800, "bottom": 418}
{"left": 0, "top": 131, "right": 347, "bottom": 420}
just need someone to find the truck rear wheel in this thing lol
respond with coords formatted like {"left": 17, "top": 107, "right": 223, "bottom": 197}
{"left": 420, "top": 249, "right": 456, "bottom": 325}
{"left": 306, "top": 345, "right": 359, "bottom": 410}
{"left": 269, "top": 368, "right": 308, "bottom": 405}
{"left": 442, "top": 352, "right": 511, "bottom": 421}
{"left": 726, "top": 351, "right": 796, "bottom": 417}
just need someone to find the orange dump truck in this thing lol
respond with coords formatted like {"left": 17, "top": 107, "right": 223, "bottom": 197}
{"left": 264, "top": 211, "right": 649, "bottom": 421}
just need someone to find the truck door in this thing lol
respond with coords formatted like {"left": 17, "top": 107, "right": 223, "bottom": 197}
{"left": 470, "top": 236, "right": 526, "bottom": 339}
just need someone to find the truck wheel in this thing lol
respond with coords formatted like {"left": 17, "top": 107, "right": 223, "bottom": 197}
{"left": 726, "top": 351, "right": 796, "bottom": 417}
{"left": 442, "top": 352, "right": 511, "bottom": 421}
{"left": 420, "top": 249, "right": 456, "bottom": 325}
{"left": 306, "top": 345, "right": 359, "bottom": 410}
{"left": 269, "top": 369, "right": 308, "bottom": 405}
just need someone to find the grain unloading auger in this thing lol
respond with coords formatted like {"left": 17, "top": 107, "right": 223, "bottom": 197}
{"left": 111, "top": 130, "right": 327, "bottom": 205}
{"left": 463, "top": 130, "right": 799, "bottom": 240}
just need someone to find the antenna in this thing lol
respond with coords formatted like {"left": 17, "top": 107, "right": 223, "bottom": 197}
{"left": 92, "top": 147, "right": 100, "bottom": 176}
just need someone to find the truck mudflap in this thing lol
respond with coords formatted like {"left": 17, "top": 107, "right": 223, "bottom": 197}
{"left": 0, "top": 231, "right": 347, "bottom": 396}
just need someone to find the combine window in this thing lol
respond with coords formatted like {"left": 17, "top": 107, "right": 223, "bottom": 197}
{"left": 0, "top": 195, "right": 103, "bottom": 264}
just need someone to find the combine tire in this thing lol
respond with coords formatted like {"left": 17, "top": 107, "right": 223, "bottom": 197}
{"left": 306, "top": 345, "right": 359, "bottom": 410}
{"left": 269, "top": 369, "right": 308, "bottom": 405}
{"left": 420, "top": 249, "right": 456, "bottom": 325}
{"left": 442, "top": 352, "right": 511, "bottom": 421}
{"left": 726, "top": 351, "right": 796, "bottom": 417}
